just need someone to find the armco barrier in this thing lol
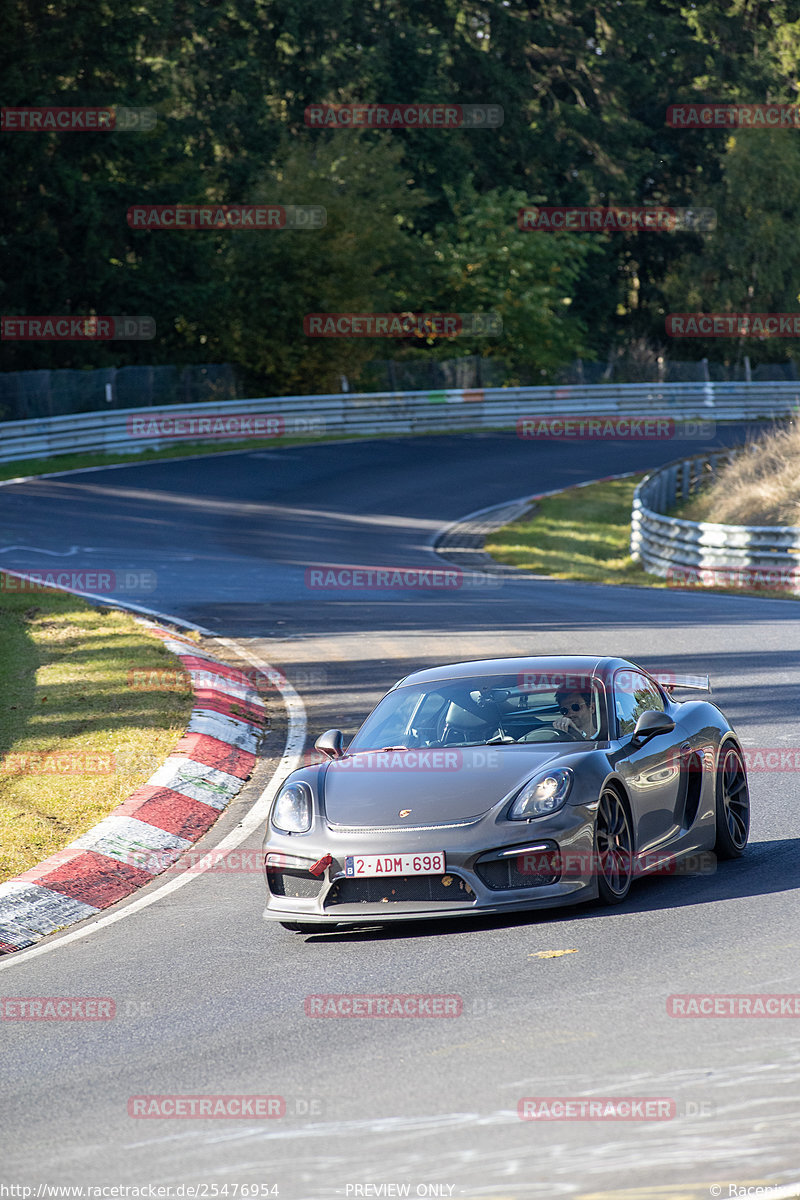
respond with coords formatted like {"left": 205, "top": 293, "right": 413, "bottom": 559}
{"left": 0, "top": 380, "right": 799, "bottom": 465}
{"left": 630, "top": 451, "right": 800, "bottom": 591}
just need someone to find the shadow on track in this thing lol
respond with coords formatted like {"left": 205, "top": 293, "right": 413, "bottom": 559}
{"left": 288, "top": 836, "right": 800, "bottom": 943}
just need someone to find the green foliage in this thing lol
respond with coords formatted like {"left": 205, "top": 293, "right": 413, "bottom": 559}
{"left": 217, "top": 134, "right": 434, "bottom": 393}
{"left": 3, "top": 0, "right": 800, "bottom": 380}
{"left": 422, "top": 184, "right": 597, "bottom": 376}
{"left": 484, "top": 476, "right": 649, "bottom": 584}
{"left": 663, "top": 130, "right": 800, "bottom": 360}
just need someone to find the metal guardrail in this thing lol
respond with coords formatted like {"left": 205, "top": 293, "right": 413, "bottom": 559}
{"left": 631, "top": 451, "right": 800, "bottom": 592}
{"left": 1, "top": 379, "right": 799, "bottom": 466}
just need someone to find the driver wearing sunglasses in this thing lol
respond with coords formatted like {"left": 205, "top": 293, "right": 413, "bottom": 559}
{"left": 552, "top": 689, "right": 596, "bottom": 739}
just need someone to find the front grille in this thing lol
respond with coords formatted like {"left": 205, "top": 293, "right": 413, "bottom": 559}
{"left": 476, "top": 848, "right": 561, "bottom": 891}
{"left": 326, "top": 818, "right": 482, "bottom": 834}
{"left": 326, "top": 873, "right": 476, "bottom": 906}
{"left": 267, "top": 867, "right": 324, "bottom": 899}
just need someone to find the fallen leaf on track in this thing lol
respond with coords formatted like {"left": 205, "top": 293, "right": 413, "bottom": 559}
{"left": 529, "top": 948, "right": 578, "bottom": 959}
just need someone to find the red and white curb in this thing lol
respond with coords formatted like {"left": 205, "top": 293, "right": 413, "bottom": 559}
{"left": 0, "top": 625, "right": 268, "bottom": 956}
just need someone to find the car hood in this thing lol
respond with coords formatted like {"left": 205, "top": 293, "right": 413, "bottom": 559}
{"left": 321, "top": 745, "right": 575, "bottom": 827}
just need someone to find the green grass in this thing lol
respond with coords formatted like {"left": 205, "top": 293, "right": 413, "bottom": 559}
{"left": 484, "top": 475, "right": 799, "bottom": 599}
{"left": 485, "top": 476, "right": 652, "bottom": 584}
{"left": 0, "top": 424, "right": 500, "bottom": 484}
{"left": 0, "top": 434, "right": 354, "bottom": 483}
{"left": 0, "top": 578, "right": 198, "bottom": 882}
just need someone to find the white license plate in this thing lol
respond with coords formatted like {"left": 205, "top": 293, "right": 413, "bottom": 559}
{"left": 344, "top": 851, "right": 445, "bottom": 878}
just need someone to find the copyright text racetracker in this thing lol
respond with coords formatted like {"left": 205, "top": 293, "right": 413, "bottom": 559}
{"left": 304, "top": 567, "right": 501, "bottom": 589}
{"left": 305, "top": 994, "right": 462, "bottom": 1017}
{"left": 0, "top": 1189, "right": 278, "bottom": 1198}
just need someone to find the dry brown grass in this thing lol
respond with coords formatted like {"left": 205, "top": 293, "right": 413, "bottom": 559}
{"left": 681, "top": 418, "right": 800, "bottom": 526}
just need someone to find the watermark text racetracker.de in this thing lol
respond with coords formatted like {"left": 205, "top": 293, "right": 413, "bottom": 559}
{"left": 305, "top": 102, "right": 503, "bottom": 128}
{"left": 1, "top": 997, "right": 115, "bottom": 1020}
{"left": 305, "top": 994, "right": 462, "bottom": 1018}
{"left": 1, "top": 998, "right": 153, "bottom": 1020}
{"left": 22, "top": 846, "right": 272, "bottom": 874}
{"left": 666, "top": 565, "right": 799, "bottom": 593}
{"left": 514, "top": 849, "right": 717, "bottom": 879}
{"left": 667, "top": 313, "right": 800, "bottom": 338}
{"left": 127, "top": 204, "right": 325, "bottom": 230}
{"left": 1, "top": 752, "right": 126, "bottom": 776}
{"left": 741, "top": 748, "right": 800, "bottom": 771}
{"left": 2, "top": 316, "right": 155, "bottom": 341}
{"left": 1, "top": 106, "right": 157, "bottom": 131}
{"left": 518, "top": 1097, "right": 676, "bottom": 1120}
{"left": 305, "top": 566, "right": 502, "bottom": 590}
{"left": 668, "top": 994, "right": 800, "bottom": 1017}
{"left": 515, "top": 668, "right": 698, "bottom": 694}
{"left": 0, "top": 1188, "right": 279, "bottom": 1199}
{"left": 0, "top": 748, "right": 272, "bottom": 778}
{"left": 518, "top": 1097, "right": 714, "bottom": 1121}
{"left": 127, "top": 664, "right": 327, "bottom": 692}
{"left": 126, "top": 412, "right": 324, "bottom": 440}
{"left": 128, "top": 1095, "right": 309, "bottom": 1119}
{"left": 667, "top": 101, "right": 800, "bottom": 128}
{"left": 0, "top": 570, "right": 156, "bottom": 595}
{"left": 517, "top": 415, "right": 714, "bottom": 440}
{"left": 295, "top": 746, "right": 502, "bottom": 771}
{"left": 303, "top": 313, "right": 501, "bottom": 338}
{"left": 518, "top": 206, "right": 716, "bottom": 232}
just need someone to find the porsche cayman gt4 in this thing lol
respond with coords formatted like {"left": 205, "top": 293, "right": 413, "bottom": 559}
{"left": 262, "top": 655, "right": 749, "bottom": 931}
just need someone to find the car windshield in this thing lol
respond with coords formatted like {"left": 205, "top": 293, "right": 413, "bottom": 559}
{"left": 347, "top": 672, "right": 605, "bottom": 751}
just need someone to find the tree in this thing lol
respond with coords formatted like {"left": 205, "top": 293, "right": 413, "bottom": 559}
{"left": 420, "top": 182, "right": 598, "bottom": 378}
{"left": 217, "top": 134, "right": 434, "bottom": 393}
{"left": 662, "top": 129, "right": 800, "bottom": 363}
{"left": 4, "top": 0, "right": 800, "bottom": 379}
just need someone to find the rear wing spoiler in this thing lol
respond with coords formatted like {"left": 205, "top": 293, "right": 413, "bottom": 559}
{"left": 653, "top": 673, "right": 712, "bottom": 694}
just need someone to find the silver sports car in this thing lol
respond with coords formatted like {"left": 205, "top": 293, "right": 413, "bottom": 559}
{"left": 262, "top": 655, "right": 750, "bottom": 931}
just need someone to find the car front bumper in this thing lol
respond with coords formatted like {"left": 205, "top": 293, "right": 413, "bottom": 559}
{"left": 262, "top": 802, "right": 599, "bottom": 925}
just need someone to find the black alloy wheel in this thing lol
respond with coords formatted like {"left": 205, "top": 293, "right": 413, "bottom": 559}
{"left": 714, "top": 744, "right": 750, "bottom": 858}
{"left": 596, "top": 787, "right": 634, "bottom": 904}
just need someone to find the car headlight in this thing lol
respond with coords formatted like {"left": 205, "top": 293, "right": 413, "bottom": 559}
{"left": 509, "top": 769, "right": 573, "bottom": 820}
{"left": 271, "top": 781, "right": 313, "bottom": 833}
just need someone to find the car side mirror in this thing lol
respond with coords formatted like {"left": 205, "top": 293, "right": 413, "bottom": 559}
{"left": 631, "top": 710, "right": 676, "bottom": 742}
{"left": 315, "top": 729, "right": 345, "bottom": 760}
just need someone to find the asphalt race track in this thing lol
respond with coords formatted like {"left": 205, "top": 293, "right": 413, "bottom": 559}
{"left": 1, "top": 428, "right": 799, "bottom": 1198}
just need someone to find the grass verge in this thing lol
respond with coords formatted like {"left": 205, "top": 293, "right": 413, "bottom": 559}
{"left": 0, "top": 425, "right": 493, "bottom": 484}
{"left": 0, "top": 578, "right": 196, "bottom": 883}
{"left": 485, "top": 476, "right": 651, "bottom": 585}
{"left": 484, "top": 475, "right": 798, "bottom": 599}
{"left": 0, "top": 435, "right": 347, "bottom": 483}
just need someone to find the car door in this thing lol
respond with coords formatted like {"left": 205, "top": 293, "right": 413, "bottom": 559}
{"left": 611, "top": 669, "right": 682, "bottom": 855}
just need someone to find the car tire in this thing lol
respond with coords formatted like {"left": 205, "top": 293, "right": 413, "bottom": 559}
{"left": 713, "top": 742, "right": 750, "bottom": 859}
{"left": 595, "top": 785, "right": 634, "bottom": 905}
